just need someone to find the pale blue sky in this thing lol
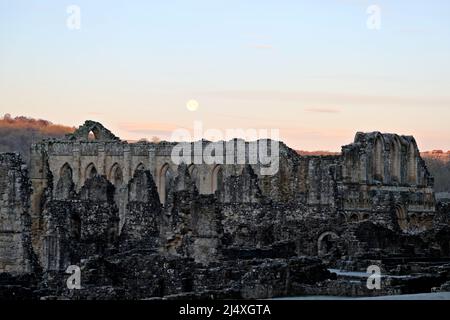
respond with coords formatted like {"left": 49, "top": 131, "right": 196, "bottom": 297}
{"left": 1, "top": 0, "right": 449, "bottom": 150}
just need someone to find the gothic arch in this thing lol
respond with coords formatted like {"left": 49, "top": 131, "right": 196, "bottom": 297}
{"left": 317, "top": 232, "right": 339, "bottom": 256}
{"left": 109, "top": 163, "right": 123, "bottom": 186}
{"left": 56, "top": 163, "right": 74, "bottom": 200}
{"left": 372, "top": 135, "right": 385, "bottom": 182}
{"left": 159, "top": 163, "right": 173, "bottom": 205}
{"left": 88, "top": 130, "right": 96, "bottom": 141}
{"left": 390, "top": 137, "right": 401, "bottom": 183}
{"left": 85, "top": 163, "right": 98, "bottom": 181}
{"left": 349, "top": 213, "right": 359, "bottom": 223}
{"left": 188, "top": 164, "right": 200, "bottom": 189}
{"left": 211, "top": 164, "right": 223, "bottom": 194}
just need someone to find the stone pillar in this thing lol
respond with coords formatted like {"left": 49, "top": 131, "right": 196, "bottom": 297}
{"left": 360, "top": 154, "right": 367, "bottom": 184}
{"left": 123, "top": 144, "right": 132, "bottom": 183}
{"left": 148, "top": 145, "right": 157, "bottom": 180}
{"left": 72, "top": 142, "right": 81, "bottom": 190}
{"left": 98, "top": 143, "right": 106, "bottom": 176}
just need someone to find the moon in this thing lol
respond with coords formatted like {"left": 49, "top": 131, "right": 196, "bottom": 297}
{"left": 186, "top": 99, "right": 199, "bottom": 112}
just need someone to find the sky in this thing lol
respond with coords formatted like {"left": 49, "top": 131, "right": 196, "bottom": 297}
{"left": 1, "top": 0, "right": 450, "bottom": 151}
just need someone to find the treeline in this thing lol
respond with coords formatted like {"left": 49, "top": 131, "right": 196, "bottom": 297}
{"left": 0, "top": 114, "right": 74, "bottom": 163}
{"left": 423, "top": 157, "right": 450, "bottom": 193}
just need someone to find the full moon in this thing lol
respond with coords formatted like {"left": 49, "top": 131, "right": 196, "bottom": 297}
{"left": 186, "top": 99, "right": 199, "bottom": 112}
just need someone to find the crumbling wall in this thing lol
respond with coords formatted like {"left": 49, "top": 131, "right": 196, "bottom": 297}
{"left": 0, "top": 153, "right": 36, "bottom": 274}
{"left": 1, "top": 121, "right": 441, "bottom": 299}
{"left": 119, "top": 169, "right": 162, "bottom": 250}
{"left": 41, "top": 175, "right": 119, "bottom": 271}
{"left": 340, "top": 132, "right": 435, "bottom": 231}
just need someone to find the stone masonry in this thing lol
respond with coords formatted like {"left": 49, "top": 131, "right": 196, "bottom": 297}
{"left": 0, "top": 120, "right": 449, "bottom": 300}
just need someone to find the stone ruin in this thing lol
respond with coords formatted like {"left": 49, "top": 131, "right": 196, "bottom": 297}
{"left": 1, "top": 120, "right": 450, "bottom": 299}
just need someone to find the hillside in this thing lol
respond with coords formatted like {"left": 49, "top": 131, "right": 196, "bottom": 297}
{"left": 0, "top": 114, "right": 74, "bottom": 163}
{"left": 422, "top": 152, "right": 450, "bottom": 196}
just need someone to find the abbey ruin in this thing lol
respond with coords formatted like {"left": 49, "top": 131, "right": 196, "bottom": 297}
{"left": 1, "top": 120, "right": 450, "bottom": 299}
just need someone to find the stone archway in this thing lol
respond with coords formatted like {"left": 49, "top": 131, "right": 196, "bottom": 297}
{"left": 55, "top": 163, "right": 74, "bottom": 200}
{"left": 109, "top": 163, "right": 123, "bottom": 187}
{"left": 318, "top": 231, "right": 339, "bottom": 257}
{"left": 188, "top": 164, "right": 200, "bottom": 190}
{"left": 85, "top": 163, "right": 98, "bottom": 181}
{"left": 349, "top": 213, "right": 359, "bottom": 223}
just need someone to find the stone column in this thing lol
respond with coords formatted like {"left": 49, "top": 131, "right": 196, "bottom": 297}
{"left": 72, "top": 142, "right": 81, "bottom": 190}
{"left": 98, "top": 142, "right": 106, "bottom": 176}
{"left": 148, "top": 145, "right": 156, "bottom": 179}
{"left": 123, "top": 144, "right": 132, "bottom": 183}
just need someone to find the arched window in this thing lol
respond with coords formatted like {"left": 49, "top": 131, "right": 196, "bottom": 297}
{"left": 88, "top": 130, "right": 96, "bottom": 141}
{"left": 56, "top": 163, "right": 74, "bottom": 199}
{"left": 109, "top": 163, "right": 123, "bottom": 186}
{"left": 390, "top": 139, "right": 401, "bottom": 183}
{"left": 407, "top": 143, "right": 417, "bottom": 185}
{"left": 211, "top": 165, "right": 223, "bottom": 194}
{"left": 349, "top": 214, "right": 359, "bottom": 223}
{"left": 159, "top": 164, "right": 173, "bottom": 205}
{"left": 373, "top": 136, "right": 384, "bottom": 182}
{"left": 85, "top": 163, "right": 98, "bottom": 180}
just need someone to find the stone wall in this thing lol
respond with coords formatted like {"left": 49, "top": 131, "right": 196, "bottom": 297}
{"left": 25, "top": 121, "right": 437, "bottom": 269}
{"left": 0, "top": 153, "right": 36, "bottom": 274}
{"left": 1, "top": 120, "right": 447, "bottom": 299}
